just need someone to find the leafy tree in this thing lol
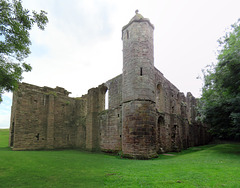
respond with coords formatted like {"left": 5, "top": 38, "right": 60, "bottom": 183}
{"left": 0, "top": 0, "right": 48, "bottom": 102}
{"left": 199, "top": 19, "right": 240, "bottom": 140}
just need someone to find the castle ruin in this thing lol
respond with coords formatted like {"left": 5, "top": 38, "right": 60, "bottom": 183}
{"left": 9, "top": 12, "right": 209, "bottom": 159}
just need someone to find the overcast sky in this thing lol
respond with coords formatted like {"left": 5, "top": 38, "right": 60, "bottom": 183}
{"left": 1, "top": 0, "right": 240, "bottom": 128}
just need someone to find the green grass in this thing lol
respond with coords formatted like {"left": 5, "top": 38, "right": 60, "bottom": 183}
{"left": 0, "top": 129, "right": 240, "bottom": 187}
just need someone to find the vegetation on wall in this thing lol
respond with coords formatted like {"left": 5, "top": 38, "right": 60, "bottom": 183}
{"left": 199, "top": 19, "right": 240, "bottom": 140}
{"left": 0, "top": 0, "right": 48, "bottom": 102}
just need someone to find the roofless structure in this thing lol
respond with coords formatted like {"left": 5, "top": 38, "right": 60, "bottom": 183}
{"left": 9, "top": 11, "right": 209, "bottom": 159}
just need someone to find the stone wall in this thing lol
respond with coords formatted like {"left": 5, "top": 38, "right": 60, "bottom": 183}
{"left": 154, "top": 68, "right": 209, "bottom": 153}
{"left": 106, "top": 74, "right": 122, "bottom": 109}
{"left": 10, "top": 83, "right": 88, "bottom": 150}
{"left": 86, "top": 84, "right": 106, "bottom": 151}
{"left": 99, "top": 107, "right": 122, "bottom": 152}
{"left": 10, "top": 77, "right": 209, "bottom": 156}
{"left": 100, "top": 75, "right": 122, "bottom": 152}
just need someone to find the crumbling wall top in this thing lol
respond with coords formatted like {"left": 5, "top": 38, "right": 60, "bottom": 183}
{"left": 19, "top": 82, "right": 71, "bottom": 97}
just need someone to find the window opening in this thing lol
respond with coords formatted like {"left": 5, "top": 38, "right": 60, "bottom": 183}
{"left": 105, "top": 89, "right": 109, "bottom": 110}
{"left": 36, "top": 133, "right": 40, "bottom": 141}
{"left": 126, "top": 30, "right": 129, "bottom": 39}
{"left": 140, "top": 67, "right": 143, "bottom": 76}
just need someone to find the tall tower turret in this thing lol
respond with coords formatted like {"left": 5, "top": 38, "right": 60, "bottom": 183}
{"left": 121, "top": 11, "right": 157, "bottom": 159}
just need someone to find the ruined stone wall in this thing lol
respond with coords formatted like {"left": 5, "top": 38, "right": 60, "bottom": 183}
{"left": 154, "top": 68, "right": 209, "bottom": 153}
{"left": 10, "top": 83, "right": 48, "bottom": 150}
{"left": 85, "top": 84, "right": 106, "bottom": 151}
{"left": 99, "top": 108, "right": 122, "bottom": 152}
{"left": 10, "top": 83, "right": 87, "bottom": 150}
{"left": 106, "top": 74, "right": 122, "bottom": 109}
{"left": 99, "top": 75, "right": 122, "bottom": 152}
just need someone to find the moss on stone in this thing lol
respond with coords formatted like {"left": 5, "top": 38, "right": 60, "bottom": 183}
{"left": 46, "top": 91, "right": 57, "bottom": 97}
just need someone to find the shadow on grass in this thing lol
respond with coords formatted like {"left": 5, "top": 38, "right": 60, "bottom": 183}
{"left": 0, "top": 147, "right": 11, "bottom": 151}
{"left": 111, "top": 144, "right": 218, "bottom": 161}
{"left": 208, "top": 143, "right": 240, "bottom": 155}
{"left": 155, "top": 144, "right": 218, "bottom": 160}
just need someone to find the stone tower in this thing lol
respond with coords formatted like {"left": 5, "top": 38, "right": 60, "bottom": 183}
{"left": 121, "top": 11, "right": 157, "bottom": 159}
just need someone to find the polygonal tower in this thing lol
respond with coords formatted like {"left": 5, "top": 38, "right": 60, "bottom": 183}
{"left": 121, "top": 11, "right": 157, "bottom": 159}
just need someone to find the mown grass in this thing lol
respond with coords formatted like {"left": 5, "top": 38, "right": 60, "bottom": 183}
{"left": 0, "top": 129, "right": 240, "bottom": 187}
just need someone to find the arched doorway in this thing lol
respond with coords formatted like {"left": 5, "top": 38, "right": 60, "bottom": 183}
{"left": 156, "top": 115, "right": 165, "bottom": 153}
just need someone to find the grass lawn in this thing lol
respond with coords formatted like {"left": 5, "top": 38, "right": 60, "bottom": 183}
{"left": 0, "top": 129, "right": 240, "bottom": 187}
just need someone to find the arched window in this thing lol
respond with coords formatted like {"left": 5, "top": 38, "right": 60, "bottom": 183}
{"left": 105, "top": 89, "right": 109, "bottom": 110}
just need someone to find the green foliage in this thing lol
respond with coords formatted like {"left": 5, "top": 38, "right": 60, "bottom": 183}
{"left": 199, "top": 19, "right": 240, "bottom": 140}
{"left": 1, "top": 129, "right": 240, "bottom": 187}
{"left": 46, "top": 91, "right": 57, "bottom": 97}
{"left": 0, "top": 0, "right": 48, "bottom": 102}
{"left": 65, "top": 100, "right": 70, "bottom": 105}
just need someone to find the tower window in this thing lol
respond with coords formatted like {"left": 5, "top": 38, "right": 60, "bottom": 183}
{"left": 140, "top": 67, "right": 143, "bottom": 76}
{"left": 126, "top": 30, "right": 129, "bottom": 39}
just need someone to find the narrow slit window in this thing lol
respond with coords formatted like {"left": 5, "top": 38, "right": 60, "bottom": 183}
{"left": 140, "top": 67, "right": 143, "bottom": 76}
{"left": 126, "top": 30, "right": 129, "bottom": 39}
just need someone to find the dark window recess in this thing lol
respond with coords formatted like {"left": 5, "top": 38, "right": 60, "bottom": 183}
{"left": 140, "top": 67, "right": 143, "bottom": 76}
{"left": 127, "top": 30, "right": 129, "bottom": 39}
{"left": 36, "top": 133, "right": 40, "bottom": 140}
{"left": 118, "top": 114, "right": 120, "bottom": 117}
{"left": 120, "top": 135, "right": 122, "bottom": 138}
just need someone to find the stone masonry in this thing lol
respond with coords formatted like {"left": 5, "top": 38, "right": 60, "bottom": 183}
{"left": 9, "top": 12, "right": 210, "bottom": 159}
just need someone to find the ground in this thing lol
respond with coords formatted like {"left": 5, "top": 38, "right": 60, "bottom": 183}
{"left": 1, "top": 129, "right": 240, "bottom": 187}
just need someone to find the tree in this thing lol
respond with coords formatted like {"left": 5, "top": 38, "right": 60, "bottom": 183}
{"left": 0, "top": 0, "right": 48, "bottom": 102}
{"left": 199, "top": 19, "right": 240, "bottom": 140}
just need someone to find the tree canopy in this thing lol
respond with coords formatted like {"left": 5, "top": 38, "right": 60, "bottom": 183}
{"left": 0, "top": 0, "right": 48, "bottom": 102}
{"left": 199, "top": 19, "right": 240, "bottom": 140}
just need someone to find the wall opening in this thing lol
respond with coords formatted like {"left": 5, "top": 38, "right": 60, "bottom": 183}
{"left": 140, "top": 67, "right": 143, "bottom": 76}
{"left": 157, "top": 84, "right": 161, "bottom": 93}
{"left": 157, "top": 116, "right": 165, "bottom": 154}
{"left": 126, "top": 30, "right": 129, "bottom": 39}
{"left": 171, "top": 124, "right": 178, "bottom": 151}
{"left": 100, "top": 85, "right": 108, "bottom": 111}
{"left": 105, "top": 89, "right": 109, "bottom": 110}
{"left": 36, "top": 133, "right": 40, "bottom": 141}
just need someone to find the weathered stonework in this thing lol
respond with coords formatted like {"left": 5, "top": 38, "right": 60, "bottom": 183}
{"left": 9, "top": 12, "right": 210, "bottom": 159}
